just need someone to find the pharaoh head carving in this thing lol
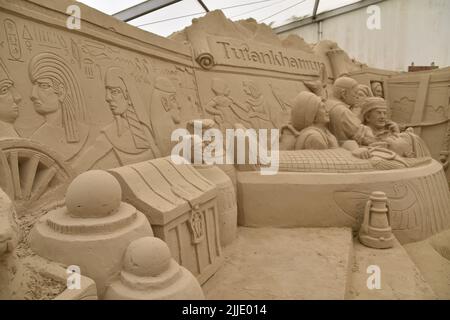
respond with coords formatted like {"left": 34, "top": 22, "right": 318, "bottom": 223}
{"left": 28, "top": 52, "right": 86, "bottom": 143}
{"left": 105, "top": 66, "right": 153, "bottom": 149}
{"left": 333, "top": 76, "right": 359, "bottom": 107}
{"left": 291, "top": 91, "right": 329, "bottom": 131}
{"left": 0, "top": 59, "right": 21, "bottom": 125}
{"left": 105, "top": 67, "right": 135, "bottom": 116}
{"left": 371, "top": 81, "right": 384, "bottom": 98}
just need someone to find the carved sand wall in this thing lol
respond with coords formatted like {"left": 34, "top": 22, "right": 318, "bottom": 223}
{"left": 0, "top": 0, "right": 365, "bottom": 212}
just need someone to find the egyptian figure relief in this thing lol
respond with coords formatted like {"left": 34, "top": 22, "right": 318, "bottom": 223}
{"left": 198, "top": 72, "right": 307, "bottom": 131}
{"left": 0, "top": 11, "right": 194, "bottom": 177}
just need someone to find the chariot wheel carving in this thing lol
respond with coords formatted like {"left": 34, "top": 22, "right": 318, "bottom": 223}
{"left": 0, "top": 138, "right": 74, "bottom": 212}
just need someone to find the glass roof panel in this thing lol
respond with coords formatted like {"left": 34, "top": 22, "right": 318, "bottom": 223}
{"left": 317, "top": 0, "right": 361, "bottom": 15}
{"left": 127, "top": 0, "right": 206, "bottom": 37}
{"left": 78, "top": 0, "right": 148, "bottom": 15}
{"left": 78, "top": 0, "right": 359, "bottom": 36}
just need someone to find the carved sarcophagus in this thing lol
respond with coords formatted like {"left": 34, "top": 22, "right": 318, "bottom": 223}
{"left": 108, "top": 157, "right": 223, "bottom": 284}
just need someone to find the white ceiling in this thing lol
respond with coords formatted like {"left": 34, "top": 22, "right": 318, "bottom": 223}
{"left": 78, "top": 0, "right": 361, "bottom": 37}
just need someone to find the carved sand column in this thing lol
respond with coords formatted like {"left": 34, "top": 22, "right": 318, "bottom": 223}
{"left": 359, "top": 191, "right": 395, "bottom": 249}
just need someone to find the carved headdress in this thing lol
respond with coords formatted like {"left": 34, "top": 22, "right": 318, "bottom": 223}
{"left": 291, "top": 91, "right": 323, "bottom": 131}
{"left": 105, "top": 66, "right": 152, "bottom": 149}
{"left": 0, "top": 58, "right": 12, "bottom": 88}
{"left": 360, "top": 97, "right": 387, "bottom": 123}
{"left": 29, "top": 52, "right": 87, "bottom": 143}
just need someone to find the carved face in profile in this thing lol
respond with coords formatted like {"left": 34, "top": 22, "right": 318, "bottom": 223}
{"left": 105, "top": 86, "right": 129, "bottom": 116}
{"left": 314, "top": 101, "right": 330, "bottom": 125}
{"left": 365, "top": 107, "right": 387, "bottom": 130}
{"left": 0, "top": 80, "right": 21, "bottom": 123}
{"left": 342, "top": 85, "right": 359, "bottom": 106}
{"left": 162, "top": 93, "right": 181, "bottom": 124}
{"left": 371, "top": 82, "right": 383, "bottom": 97}
{"left": 30, "top": 78, "right": 64, "bottom": 115}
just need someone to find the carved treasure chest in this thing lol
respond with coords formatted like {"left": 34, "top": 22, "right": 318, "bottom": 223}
{"left": 108, "top": 157, "right": 223, "bottom": 284}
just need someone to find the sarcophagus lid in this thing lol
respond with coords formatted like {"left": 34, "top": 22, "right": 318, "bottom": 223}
{"left": 108, "top": 156, "right": 223, "bottom": 284}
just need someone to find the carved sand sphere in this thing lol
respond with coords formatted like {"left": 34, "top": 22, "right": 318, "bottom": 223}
{"left": 29, "top": 170, "right": 154, "bottom": 298}
{"left": 66, "top": 170, "right": 121, "bottom": 218}
{"left": 123, "top": 237, "right": 171, "bottom": 277}
{"left": 104, "top": 236, "right": 205, "bottom": 300}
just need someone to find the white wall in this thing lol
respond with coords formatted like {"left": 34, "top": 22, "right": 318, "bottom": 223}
{"left": 278, "top": 0, "right": 450, "bottom": 71}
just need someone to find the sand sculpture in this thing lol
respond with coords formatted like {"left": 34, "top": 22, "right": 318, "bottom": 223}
{"left": 358, "top": 191, "right": 395, "bottom": 249}
{"left": 0, "top": 0, "right": 449, "bottom": 300}
{"left": 104, "top": 237, "right": 204, "bottom": 300}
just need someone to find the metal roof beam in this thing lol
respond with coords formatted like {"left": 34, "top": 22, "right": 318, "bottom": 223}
{"left": 197, "top": 0, "right": 210, "bottom": 12}
{"left": 312, "top": 0, "right": 320, "bottom": 19}
{"left": 113, "top": 0, "right": 182, "bottom": 22}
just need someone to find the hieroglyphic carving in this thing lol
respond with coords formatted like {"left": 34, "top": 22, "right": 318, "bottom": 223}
{"left": 188, "top": 209, "right": 205, "bottom": 244}
{"left": 32, "top": 25, "right": 66, "bottom": 50}
{"left": 81, "top": 40, "right": 112, "bottom": 60}
{"left": 4, "top": 19, "right": 22, "bottom": 61}
{"left": 149, "top": 77, "right": 182, "bottom": 156}
{"left": 70, "top": 39, "right": 81, "bottom": 69}
{"left": 28, "top": 52, "right": 90, "bottom": 161}
{"left": 22, "top": 25, "right": 33, "bottom": 52}
{"left": 74, "top": 66, "right": 161, "bottom": 172}
{"left": 0, "top": 58, "right": 20, "bottom": 137}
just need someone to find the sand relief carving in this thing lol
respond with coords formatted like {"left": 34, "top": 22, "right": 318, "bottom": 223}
{"left": 326, "top": 77, "right": 376, "bottom": 146}
{"left": 74, "top": 67, "right": 161, "bottom": 172}
{"left": 359, "top": 191, "right": 395, "bottom": 249}
{"left": 242, "top": 80, "right": 275, "bottom": 129}
{"left": 280, "top": 91, "right": 338, "bottom": 151}
{"left": 0, "top": 59, "right": 20, "bottom": 137}
{"left": 28, "top": 52, "right": 89, "bottom": 161}
{"left": 4, "top": 19, "right": 22, "bottom": 62}
{"left": 359, "top": 97, "right": 430, "bottom": 159}
{"left": 149, "top": 77, "right": 182, "bottom": 156}
{"left": 370, "top": 81, "right": 384, "bottom": 98}
{"left": 1, "top": 3, "right": 450, "bottom": 300}
{"left": 205, "top": 78, "right": 251, "bottom": 130}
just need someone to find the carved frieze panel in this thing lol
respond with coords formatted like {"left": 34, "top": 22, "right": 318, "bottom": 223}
{"left": 0, "top": 5, "right": 198, "bottom": 178}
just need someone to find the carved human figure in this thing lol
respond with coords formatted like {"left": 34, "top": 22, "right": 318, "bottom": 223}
{"left": 28, "top": 52, "right": 89, "bottom": 161}
{"left": 74, "top": 67, "right": 161, "bottom": 172}
{"left": 326, "top": 76, "right": 375, "bottom": 146}
{"left": 242, "top": 80, "right": 274, "bottom": 129}
{"left": 280, "top": 91, "right": 338, "bottom": 150}
{"left": 360, "top": 97, "right": 429, "bottom": 158}
{"left": 0, "top": 59, "right": 20, "bottom": 137}
{"left": 149, "top": 77, "right": 181, "bottom": 156}
{"left": 371, "top": 81, "right": 384, "bottom": 98}
{"left": 352, "top": 84, "right": 373, "bottom": 118}
{"left": 205, "top": 78, "right": 251, "bottom": 130}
